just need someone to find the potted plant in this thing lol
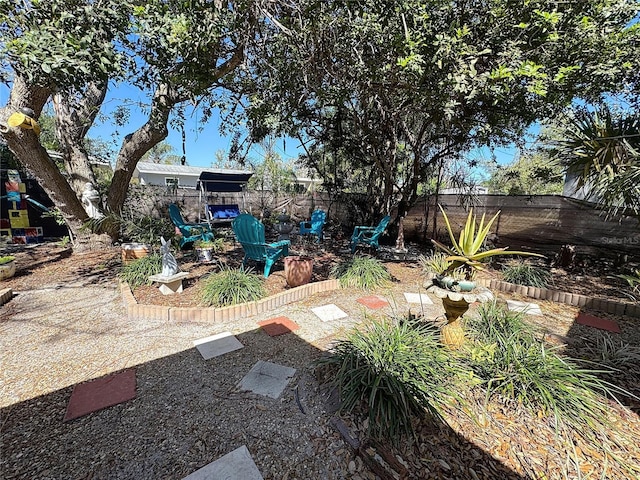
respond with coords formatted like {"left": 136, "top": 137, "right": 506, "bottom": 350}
{"left": 194, "top": 238, "right": 223, "bottom": 263}
{"left": 285, "top": 236, "right": 314, "bottom": 287}
{"left": 430, "top": 205, "right": 542, "bottom": 348}
{"left": 0, "top": 255, "right": 16, "bottom": 280}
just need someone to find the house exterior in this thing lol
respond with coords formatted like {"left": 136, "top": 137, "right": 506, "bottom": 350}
{"left": 133, "top": 162, "right": 252, "bottom": 190}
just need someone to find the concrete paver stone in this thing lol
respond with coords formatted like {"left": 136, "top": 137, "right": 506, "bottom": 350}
{"left": 193, "top": 332, "right": 244, "bottom": 360}
{"left": 182, "top": 445, "right": 263, "bottom": 480}
{"left": 311, "top": 304, "right": 348, "bottom": 322}
{"left": 403, "top": 292, "right": 434, "bottom": 305}
{"left": 236, "top": 360, "right": 296, "bottom": 399}
{"left": 506, "top": 300, "right": 543, "bottom": 316}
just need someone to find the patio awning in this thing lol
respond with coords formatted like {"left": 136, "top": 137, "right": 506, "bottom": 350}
{"left": 196, "top": 171, "right": 253, "bottom": 193}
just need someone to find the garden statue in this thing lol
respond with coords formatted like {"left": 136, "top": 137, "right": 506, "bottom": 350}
{"left": 160, "top": 236, "right": 179, "bottom": 277}
{"left": 81, "top": 182, "right": 104, "bottom": 219}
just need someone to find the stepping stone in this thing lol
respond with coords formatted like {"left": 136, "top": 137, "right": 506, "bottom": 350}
{"left": 182, "top": 445, "right": 263, "bottom": 480}
{"left": 64, "top": 369, "right": 136, "bottom": 422}
{"left": 236, "top": 360, "right": 296, "bottom": 399}
{"left": 403, "top": 292, "right": 434, "bottom": 305}
{"left": 257, "top": 316, "right": 300, "bottom": 336}
{"left": 311, "top": 304, "right": 348, "bottom": 322}
{"left": 575, "top": 313, "right": 621, "bottom": 333}
{"left": 194, "top": 332, "right": 244, "bottom": 360}
{"left": 357, "top": 295, "right": 389, "bottom": 310}
{"left": 506, "top": 300, "right": 543, "bottom": 316}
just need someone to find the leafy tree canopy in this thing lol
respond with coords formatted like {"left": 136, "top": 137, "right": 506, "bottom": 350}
{"left": 484, "top": 151, "right": 565, "bottom": 195}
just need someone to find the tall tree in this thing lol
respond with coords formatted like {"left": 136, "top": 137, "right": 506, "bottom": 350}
{"left": 0, "top": 0, "right": 279, "bottom": 243}
{"left": 485, "top": 151, "right": 565, "bottom": 195}
{"left": 243, "top": 0, "right": 640, "bottom": 224}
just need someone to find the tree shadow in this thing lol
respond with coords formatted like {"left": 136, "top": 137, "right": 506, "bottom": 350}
{"left": 1, "top": 325, "right": 526, "bottom": 479}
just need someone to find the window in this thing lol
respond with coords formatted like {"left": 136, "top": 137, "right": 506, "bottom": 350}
{"left": 165, "top": 177, "right": 179, "bottom": 194}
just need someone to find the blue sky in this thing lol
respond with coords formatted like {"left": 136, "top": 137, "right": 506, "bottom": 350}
{"left": 87, "top": 83, "right": 300, "bottom": 168}
{"left": 2, "top": 81, "right": 521, "bottom": 173}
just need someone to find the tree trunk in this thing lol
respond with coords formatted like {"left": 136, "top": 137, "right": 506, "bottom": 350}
{"left": 107, "top": 83, "right": 180, "bottom": 215}
{"left": 0, "top": 77, "right": 89, "bottom": 237}
{"left": 53, "top": 80, "right": 108, "bottom": 196}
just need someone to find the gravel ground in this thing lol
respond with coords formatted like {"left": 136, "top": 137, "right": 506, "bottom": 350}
{"left": 2, "top": 243, "right": 640, "bottom": 479}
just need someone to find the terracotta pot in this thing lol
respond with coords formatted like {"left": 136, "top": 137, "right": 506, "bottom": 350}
{"left": 284, "top": 256, "right": 313, "bottom": 287}
{"left": 0, "top": 260, "right": 16, "bottom": 280}
{"left": 121, "top": 243, "right": 150, "bottom": 264}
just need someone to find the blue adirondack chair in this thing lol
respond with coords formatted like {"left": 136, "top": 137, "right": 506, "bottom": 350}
{"left": 232, "top": 214, "right": 290, "bottom": 277}
{"left": 299, "top": 209, "right": 326, "bottom": 242}
{"left": 168, "top": 203, "right": 214, "bottom": 248}
{"left": 350, "top": 215, "right": 391, "bottom": 253}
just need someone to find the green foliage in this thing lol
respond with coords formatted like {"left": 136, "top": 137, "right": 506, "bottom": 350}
{"left": 573, "top": 332, "right": 640, "bottom": 369}
{"left": 119, "top": 254, "right": 162, "bottom": 288}
{"left": 198, "top": 267, "right": 265, "bottom": 307}
{"left": 331, "top": 256, "right": 391, "bottom": 289}
{"left": 466, "top": 302, "right": 624, "bottom": 431}
{"left": 618, "top": 269, "right": 640, "bottom": 295}
{"left": 0, "top": 255, "right": 16, "bottom": 265}
{"left": 121, "top": 214, "right": 175, "bottom": 246}
{"left": 501, "top": 259, "right": 551, "bottom": 288}
{"left": 433, "top": 205, "right": 542, "bottom": 279}
{"left": 550, "top": 104, "right": 640, "bottom": 216}
{"left": 316, "top": 317, "right": 462, "bottom": 441}
{"left": 194, "top": 238, "right": 225, "bottom": 252}
{"left": 419, "top": 252, "right": 451, "bottom": 276}
{"left": 484, "top": 151, "right": 564, "bottom": 195}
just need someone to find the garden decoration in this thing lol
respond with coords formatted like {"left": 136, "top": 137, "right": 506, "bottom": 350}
{"left": 429, "top": 205, "right": 542, "bottom": 348}
{"left": 194, "top": 238, "right": 223, "bottom": 263}
{"left": 148, "top": 237, "right": 188, "bottom": 295}
{"left": 5, "top": 107, "right": 41, "bottom": 135}
{"left": 274, "top": 210, "right": 294, "bottom": 242}
{"left": 0, "top": 255, "right": 16, "bottom": 280}
{"left": 80, "top": 183, "right": 104, "bottom": 219}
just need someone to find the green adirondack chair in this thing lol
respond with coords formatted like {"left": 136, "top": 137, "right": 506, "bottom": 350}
{"left": 168, "top": 203, "right": 214, "bottom": 249}
{"left": 232, "top": 214, "right": 290, "bottom": 277}
{"left": 299, "top": 209, "right": 327, "bottom": 242}
{"left": 350, "top": 215, "right": 391, "bottom": 253}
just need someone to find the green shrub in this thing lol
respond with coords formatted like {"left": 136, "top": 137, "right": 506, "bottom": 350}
{"left": 0, "top": 255, "right": 16, "bottom": 265}
{"left": 466, "top": 302, "right": 624, "bottom": 431}
{"left": 194, "top": 237, "right": 225, "bottom": 252}
{"left": 316, "top": 317, "right": 463, "bottom": 442}
{"left": 199, "top": 267, "right": 265, "bottom": 307}
{"left": 419, "top": 252, "right": 450, "bottom": 276}
{"left": 501, "top": 259, "right": 551, "bottom": 288}
{"left": 331, "top": 255, "right": 391, "bottom": 289}
{"left": 119, "top": 254, "right": 162, "bottom": 288}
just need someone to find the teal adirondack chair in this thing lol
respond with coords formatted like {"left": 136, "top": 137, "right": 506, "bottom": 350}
{"left": 350, "top": 215, "right": 391, "bottom": 253}
{"left": 299, "top": 209, "right": 326, "bottom": 242}
{"left": 232, "top": 214, "right": 290, "bottom": 277}
{"left": 168, "top": 203, "right": 214, "bottom": 248}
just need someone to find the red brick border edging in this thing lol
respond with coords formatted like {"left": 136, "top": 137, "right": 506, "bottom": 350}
{"left": 475, "top": 278, "right": 640, "bottom": 318}
{"left": 121, "top": 279, "right": 340, "bottom": 322}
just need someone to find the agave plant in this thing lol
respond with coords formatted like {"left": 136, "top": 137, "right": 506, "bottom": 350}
{"left": 432, "top": 205, "right": 542, "bottom": 280}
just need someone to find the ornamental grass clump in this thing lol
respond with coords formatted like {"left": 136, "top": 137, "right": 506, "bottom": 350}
{"left": 331, "top": 255, "right": 391, "bottom": 289}
{"left": 466, "top": 301, "right": 626, "bottom": 431}
{"left": 316, "top": 317, "right": 465, "bottom": 442}
{"left": 199, "top": 267, "right": 265, "bottom": 307}
{"left": 501, "top": 259, "right": 551, "bottom": 288}
{"left": 119, "top": 253, "right": 162, "bottom": 288}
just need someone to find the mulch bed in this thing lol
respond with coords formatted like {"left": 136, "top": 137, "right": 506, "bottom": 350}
{"left": 2, "top": 240, "right": 640, "bottom": 479}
